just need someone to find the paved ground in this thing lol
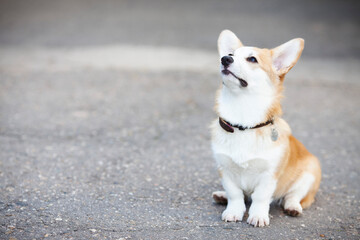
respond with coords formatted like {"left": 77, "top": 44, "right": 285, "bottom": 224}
{"left": 0, "top": 1, "right": 360, "bottom": 239}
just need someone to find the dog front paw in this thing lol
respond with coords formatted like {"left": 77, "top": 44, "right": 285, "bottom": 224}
{"left": 222, "top": 207, "right": 245, "bottom": 222}
{"left": 247, "top": 213, "right": 270, "bottom": 227}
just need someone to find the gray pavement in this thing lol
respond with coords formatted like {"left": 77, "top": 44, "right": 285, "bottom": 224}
{"left": 1, "top": 1, "right": 360, "bottom": 239}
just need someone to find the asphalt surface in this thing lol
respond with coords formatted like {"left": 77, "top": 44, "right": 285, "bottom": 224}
{"left": 0, "top": 1, "right": 360, "bottom": 239}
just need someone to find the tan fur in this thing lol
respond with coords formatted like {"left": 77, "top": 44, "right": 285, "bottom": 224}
{"left": 250, "top": 46, "right": 321, "bottom": 209}
{"left": 257, "top": 44, "right": 321, "bottom": 205}
{"left": 256, "top": 48, "right": 284, "bottom": 120}
{"left": 274, "top": 135, "right": 321, "bottom": 205}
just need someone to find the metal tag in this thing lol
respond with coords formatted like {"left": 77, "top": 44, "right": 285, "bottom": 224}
{"left": 271, "top": 128, "right": 278, "bottom": 142}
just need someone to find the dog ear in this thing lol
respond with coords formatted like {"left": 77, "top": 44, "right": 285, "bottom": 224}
{"left": 271, "top": 38, "right": 304, "bottom": 76}
{"left": 217, "top": 30, "right": 243, "bottom": 57}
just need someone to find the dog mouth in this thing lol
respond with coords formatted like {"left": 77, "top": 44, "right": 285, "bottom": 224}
{"left": 222, "top": 69, "right": 248, "bottom": 87}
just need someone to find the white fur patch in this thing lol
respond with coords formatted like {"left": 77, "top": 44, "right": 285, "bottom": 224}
{"left": 217, "top": 29, "right": 243, "bottom": 57}
{"left": 218, "top": 47, "right": 276, "bottom": 127}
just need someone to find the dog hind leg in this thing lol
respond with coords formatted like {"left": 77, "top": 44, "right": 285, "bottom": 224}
{"left": 283, "top": 172, "right": 315, "bottom": 216}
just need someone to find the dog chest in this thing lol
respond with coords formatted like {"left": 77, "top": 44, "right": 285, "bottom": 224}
{"left": 213, "top": 123, "right": 281, "bottom": 158}
{"left": 212, "top": 123, "right": 285, "bottom": 185}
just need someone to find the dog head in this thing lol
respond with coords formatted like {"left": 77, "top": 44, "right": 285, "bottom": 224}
{"left": 217, "top": 30, "right": 304, "bottom": 95}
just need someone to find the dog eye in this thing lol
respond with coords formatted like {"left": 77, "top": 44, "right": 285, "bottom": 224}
{"left": 246, "top": 56, "right": 258, "bottom": 63}
{"left": 228, "top": 53, "right": 234, "bottom": 56}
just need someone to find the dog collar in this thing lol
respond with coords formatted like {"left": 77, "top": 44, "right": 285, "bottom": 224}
{"left": 219, "top": 117, "right": 274, "bottom": 133}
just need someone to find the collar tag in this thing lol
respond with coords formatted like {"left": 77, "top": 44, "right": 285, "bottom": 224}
{"left": 271, "top": 128, "right": 278, "bottom": 141}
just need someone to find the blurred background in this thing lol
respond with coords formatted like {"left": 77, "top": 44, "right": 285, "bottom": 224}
{"left": 1, "top": 0, "right": 359, "bottom": 57}
{"left": 1, "top": 1, "right": 359, "bottom": 239}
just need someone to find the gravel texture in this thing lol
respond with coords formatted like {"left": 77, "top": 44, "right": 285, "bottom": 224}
{"left": 1, "top": 70, "right": 359, "bottom": 239}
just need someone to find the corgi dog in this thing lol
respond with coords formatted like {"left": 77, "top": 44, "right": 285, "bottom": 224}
{"left": 211, "top": 30, "right": 321, "bottom": 227}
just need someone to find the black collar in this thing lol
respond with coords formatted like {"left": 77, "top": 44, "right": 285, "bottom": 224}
{"left": 219, "top": 117, "right": 274, "bottom": 133}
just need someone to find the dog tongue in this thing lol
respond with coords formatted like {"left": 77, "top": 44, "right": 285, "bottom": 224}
{"left": 240, "top": 79, "right": 248, "bottom": 87}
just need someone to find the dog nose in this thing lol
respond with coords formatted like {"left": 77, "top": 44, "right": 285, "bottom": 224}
{"left": 221, "top": 56, "right": 234, "bottom": 67}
